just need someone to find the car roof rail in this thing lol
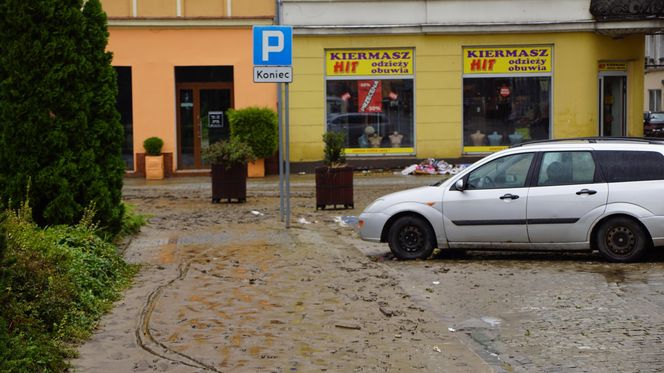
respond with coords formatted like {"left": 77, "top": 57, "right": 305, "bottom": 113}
{"left": 511, "top": 137, "right": 664, "bottom": 148}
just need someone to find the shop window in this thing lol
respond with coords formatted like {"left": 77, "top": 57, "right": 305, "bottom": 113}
{"left": 649, "top": 89, "right": 662, "bottom": 112}
{"left": 325, "top": 48, "right": 414, "bottom": 155}
{"left": 462, "top": 45, "right": 553, "bottom": 152}
{"left": 114, "top": 66, "right": 134, "bottom": 170}
{"left": 463, "top": 77, "right": 551, "bottom": 148}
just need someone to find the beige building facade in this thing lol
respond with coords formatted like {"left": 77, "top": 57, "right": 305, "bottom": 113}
{"left": 101, "top": 0, "right": 277, "bottom": 175}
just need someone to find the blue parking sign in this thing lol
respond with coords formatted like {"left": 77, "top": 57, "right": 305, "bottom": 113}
{"left": 253, "top": 26, "right": 292, "bottom": 66}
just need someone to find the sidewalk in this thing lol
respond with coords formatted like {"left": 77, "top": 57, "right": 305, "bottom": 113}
{"left": 73, "top": 172, "right": 492, "bottom": 372}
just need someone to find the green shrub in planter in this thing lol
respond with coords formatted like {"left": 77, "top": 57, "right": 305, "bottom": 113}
{"left": 202, "top": 138, "right": 256, "bottom": 169}
{"left": 228, "top": 107, "right": 278, "bottom": 159}
{"left": 323, "top": 131, "right": 347, "bottom": 168}
{"left": 143, "top": 137, "right": 163, "bottom": 156}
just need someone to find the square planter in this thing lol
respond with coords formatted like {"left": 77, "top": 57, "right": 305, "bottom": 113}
{"left": 315, "top": 166, "right": 354, "bottom": 210}
{"left": 247, "top": 158, "right": 265, "bottom": 178}
{"left": 211, "top": 163, "right": 247, "bottom": 203}
{"left": 145, "top": 155, "right": 164, "bottom": 180}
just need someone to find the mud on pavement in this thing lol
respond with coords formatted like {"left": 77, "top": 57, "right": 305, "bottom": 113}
{"left": 71, "top": 174, "right": 494, "bottom": 372}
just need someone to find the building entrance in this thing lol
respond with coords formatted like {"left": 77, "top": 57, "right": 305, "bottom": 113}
{"left": 599, "top": 70, "right": 627, "bottom": 137}
{"left": 176, "top": 83, "right": 234, "bottom": 169}
{"left": 175, "top": 66, "right": 234, "bottom": 170}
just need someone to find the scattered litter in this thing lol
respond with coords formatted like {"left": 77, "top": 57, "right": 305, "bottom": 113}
{"left": 334, "top": 216, "right": 358, "bottom": 227}
{"left": 432, "top": 280, "right": 440, "bottom": 285}
{"left": 335, "top": 323, "right": 361, "bottom": 330}
{"left": 401, "top": 164, "right": 418, "bottom": 176}
{"left": 394, "top": 334, "right": 402, "bottom": 338}
{"left": 298, "top": 171, "right": 306, "bottom": 175}
{"left": 250, "top": 210, "right": 264, "bottom": 216}
{"left": 297, "top": 217, "right": 312, "bottom": 224}
{"left": 379, "top": 306, "right": 395, "bottom": 317}
{"left": 490, "top": 353, "right": 498, "bottom": 357}
{"left": 333, "top": 216, "right": 346, "bottom": 227}
{"left": 448, "top": 327, "right": 456, "bottom": 332}
{"left": 400, "top": 158, "right": 471, "bottom": 176}
{"left": 433, "top": 346, "right": 442, "bottom": 353}
{"left": 480, "top": 316, "right": 502, "bottom": 327}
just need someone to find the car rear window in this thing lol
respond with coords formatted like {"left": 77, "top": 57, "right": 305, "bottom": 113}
{"left": 650, "top": 113, "right": 664, "bottom": 121}
{"left": 595, "top": 150, "right": 664, "bottom": 182}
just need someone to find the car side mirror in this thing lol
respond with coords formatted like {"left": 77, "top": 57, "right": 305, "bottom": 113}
{"left": 455, "top": 179, "right": 465, "bottom": 191}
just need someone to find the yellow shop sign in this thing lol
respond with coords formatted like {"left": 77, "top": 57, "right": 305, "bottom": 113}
{"left": 326, "top": 49, "right": 414, "bottom": 77}
{"left": 463, "top": 46, "right": 552, "bottom": 74}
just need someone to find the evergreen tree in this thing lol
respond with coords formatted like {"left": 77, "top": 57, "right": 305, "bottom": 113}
{"left": 0, "top": 0, "right": 124, "bottom": 234}
{"left": 81, "top": 0, "right": 125, "bottom": 233}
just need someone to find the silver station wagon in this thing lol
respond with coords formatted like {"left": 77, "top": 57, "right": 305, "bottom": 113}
{"left": 358, "top": 138, "right": 664, "bottom": 262}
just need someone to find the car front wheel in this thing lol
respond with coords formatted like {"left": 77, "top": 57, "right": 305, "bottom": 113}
{"left": 595, "top": 217, "right": 650, "bottom": 263}
{"left": 388, "top": 216, "right": 435, "bottom": 260}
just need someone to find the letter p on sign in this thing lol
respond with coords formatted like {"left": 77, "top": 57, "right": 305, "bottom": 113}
{"left": 253, "top": 26, "right": 292, "bottom": 66}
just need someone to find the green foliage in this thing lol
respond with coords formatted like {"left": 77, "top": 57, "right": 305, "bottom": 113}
{"left": 0, "top": 205, "right": 135, "bottom": 372}
{"left": 116, "top": 203, "right": 147, "bottom": 241}
{"left": 81, "top": 0, "right": 126, "bottom": 236}
{"left": 323, "top": 131, "right": 347, "bottom": 167}
{"left": 228, "top": 107, "right": 278, "bottom": 159}
{"left": 0, "top": 0, "right": 125, "bottom": 236}
{"left": 202, "top": 138, "right": 257, "bottom": 169}
{"left": 143, "top": 137, "right": 164, "bottom": 156}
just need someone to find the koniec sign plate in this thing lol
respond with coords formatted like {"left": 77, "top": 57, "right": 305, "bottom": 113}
{"left": 253, "top": 66, "right": 292, "bottom": 83}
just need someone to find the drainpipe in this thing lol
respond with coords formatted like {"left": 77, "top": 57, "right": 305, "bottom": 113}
{"left": 275, "top": 0, "right": 282, "bottom": 24}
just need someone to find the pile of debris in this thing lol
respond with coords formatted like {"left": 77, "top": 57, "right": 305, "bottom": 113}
{"left": 401, "top": 159, "right": 470, "bottom": 176}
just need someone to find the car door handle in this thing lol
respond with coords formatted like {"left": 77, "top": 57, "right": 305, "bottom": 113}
{"left": 576, "top": 189, "right": 597, "bottom": 195}
{"left": 499, "top": 193, "right": 519, "bottom": 200}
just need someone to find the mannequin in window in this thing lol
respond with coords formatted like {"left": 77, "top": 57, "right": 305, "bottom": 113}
{"left": 389, "top": 131, "right": 404, "bottom": 147}
{"left": 369, "top": 133, "right": 382, "bottom": 147}
{"left": 358, "top": 125, "right": 375, "bottom": 148}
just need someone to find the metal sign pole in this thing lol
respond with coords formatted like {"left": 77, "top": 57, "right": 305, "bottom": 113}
{"left": 251, "top": 24, "right": 291, "bottom": 227}
{"left": 277, "top": 82, "right": 284, "bottom": 221}
{"left": 285, "top": 82, "right": 291, "bottom": 228}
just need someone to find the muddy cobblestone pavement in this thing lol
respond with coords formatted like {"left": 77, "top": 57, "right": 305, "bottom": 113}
{"left": 72, "top": 174, "right": 664, "bottom": 372}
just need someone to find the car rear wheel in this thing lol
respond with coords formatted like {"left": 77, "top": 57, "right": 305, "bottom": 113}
{"left": 388, "top": 216, "right": 435, "bottom": 260}
{"left": 595, "top": 217, "right": 650, "bottom": 263}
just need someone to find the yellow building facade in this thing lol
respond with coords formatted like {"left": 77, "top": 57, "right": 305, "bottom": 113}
{"left": 289, "top": 32, "right": 645, "bottom": 163}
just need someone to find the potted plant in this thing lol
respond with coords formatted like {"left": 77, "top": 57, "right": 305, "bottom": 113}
{"left": 202, "top": 138, "right": 256, "bottom": 203}
{"left": 315, "top": 131, "right": 354, "bottom": 210}
{"left": 228, "top": 107, "right": 278, "bottom": 178}
{"left": 143, "top": 136, "right": 164, "bottom": 180}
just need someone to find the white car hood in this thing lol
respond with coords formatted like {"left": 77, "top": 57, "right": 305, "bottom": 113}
{"left": 380, "top": 185, "right": 441, "bottom": 203}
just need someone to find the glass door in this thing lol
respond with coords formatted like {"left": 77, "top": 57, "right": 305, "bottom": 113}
{"left": 177, "top": 83, "right": 233, "bottom": 169}
{"left": 599, "top": 74, "right": 627, "bottom": 137}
